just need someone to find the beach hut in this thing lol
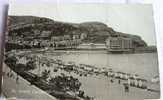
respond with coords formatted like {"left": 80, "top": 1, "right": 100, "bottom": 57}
{"left": 63, "top": 62, "right": 75, "bottom": 72}
{"left": 84, "top": 66, "right": 92, "bottom": 71}
{"left": 115, "top": 72, "right": 128, "bottom": 80}
{"left": 108, "top": 70, "right": 114, "bottom": 77}
{"left": 151, "top": 75, "right": 160, "bottom": 83}
{"left": 125, "top": 74, "right": 130, "bottom": 80}
{"left": 134, "top": 79, "right": 138, "bottom": 87}
{"left": 129, "top": 76, "right": 147, "bottom": 89}
{"left": 79, "top": 64, "right": 85, "bottom": 70}
{"left": 129, "top": 77, "right": 136, "bottom": 86}
{"left": 137, "top": 78, "right": 147, "bottom": 89}
{"left": 114, "top": 72, "right": 119, "bottom": 78}
{"left": 127, "top": 79, "right": 131, "bottom": 85}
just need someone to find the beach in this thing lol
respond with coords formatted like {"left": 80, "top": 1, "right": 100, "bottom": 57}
{"left": 24, "top": 50, "right": 160, "bottom": 100}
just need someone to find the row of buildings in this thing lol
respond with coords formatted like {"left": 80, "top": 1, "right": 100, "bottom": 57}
{"left": 7, "top": 36, "right": 135, "bottom": 53}
{"left": 8, "top": 29, "right": 140, "bottom": 53}
{"left": 7, "top": 32, "right": 86, "bottom": 49}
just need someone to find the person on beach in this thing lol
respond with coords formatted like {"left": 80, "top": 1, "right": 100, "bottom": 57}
{"left": 16, "top": 74, "right": 19, "bottom": 84}
{"left": 8, "top": 69, "right": 12, "bottom": 78}
{"left": 9, "top": 72, "right": 13, "bottom": 78}
{"left": 7, "top": 72, "right": 10, "bottom": 77}
{"left": 124, "top": 84, "right": 129, "bottom": 92}
{"left": 110, "top": 78, "right": 114, "bottom": 83}
{"left": 118, "top": 79, "right": 121, "bottom": 84}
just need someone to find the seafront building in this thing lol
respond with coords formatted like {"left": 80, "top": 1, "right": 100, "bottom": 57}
{"left": 105, "top": 37, "right": 134, "bottom": 53}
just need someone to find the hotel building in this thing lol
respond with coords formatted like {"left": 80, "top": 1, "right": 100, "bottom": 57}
{"left": 106, "top": 37, "right": 134, "bottom": 53}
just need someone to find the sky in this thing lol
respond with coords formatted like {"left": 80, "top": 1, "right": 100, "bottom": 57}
{"left": 8, "top": 3, "right": 156, "bottom": 45}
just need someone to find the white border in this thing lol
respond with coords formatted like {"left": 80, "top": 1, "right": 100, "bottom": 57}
{"left": 0, "top": 0, "right": 162, "bottom": 100}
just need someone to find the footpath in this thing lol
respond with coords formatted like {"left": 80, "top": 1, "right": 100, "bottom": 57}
{"left": 2, "top": 64, "right": 57, "bottom": 100}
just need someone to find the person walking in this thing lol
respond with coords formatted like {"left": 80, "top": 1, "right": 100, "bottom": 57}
{"left": 7, "top": 72, "right": 10, "bottom": 77}
{"left": 118, "top": 79, "right": 121, "bottom": 84}
{"left": 124, "top": 84, "right": 129, "bottom": 92}
{"left": 16, "top": 74, "right": 19, "bottom": 84}
{"left": 110, "top": 78, "right": 114, "bottom": 83}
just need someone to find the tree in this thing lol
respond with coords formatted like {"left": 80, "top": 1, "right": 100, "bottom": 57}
{"left": 49, "top": 75, "right": 81, "bottom": 92}
{"left": 5, "top": 56, "right": 18, "bottom": 69}
{"left": 26, "top": 60, "right": 36, "bottom": 71}
{"left": 15, "top": 63, "right": 26, "bottom": 73}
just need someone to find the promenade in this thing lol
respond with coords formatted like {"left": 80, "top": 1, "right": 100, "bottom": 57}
{"left": 2, "top": 64, "right": 57, "bottom": 100}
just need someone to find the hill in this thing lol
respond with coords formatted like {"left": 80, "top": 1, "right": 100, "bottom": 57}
{"left": 8, "top": 16, "right": 147, "bottom": 47}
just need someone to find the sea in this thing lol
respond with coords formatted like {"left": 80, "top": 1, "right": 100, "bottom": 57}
{"left": 46, "top": 51, "right": 159, "bottom": 80}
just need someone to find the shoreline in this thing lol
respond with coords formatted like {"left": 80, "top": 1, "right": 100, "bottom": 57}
{"left": 10, "top": 48, "right": 158, "bottom": 55}
{"left": 6, "top": 42, "right": 157, "bottom": 54}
